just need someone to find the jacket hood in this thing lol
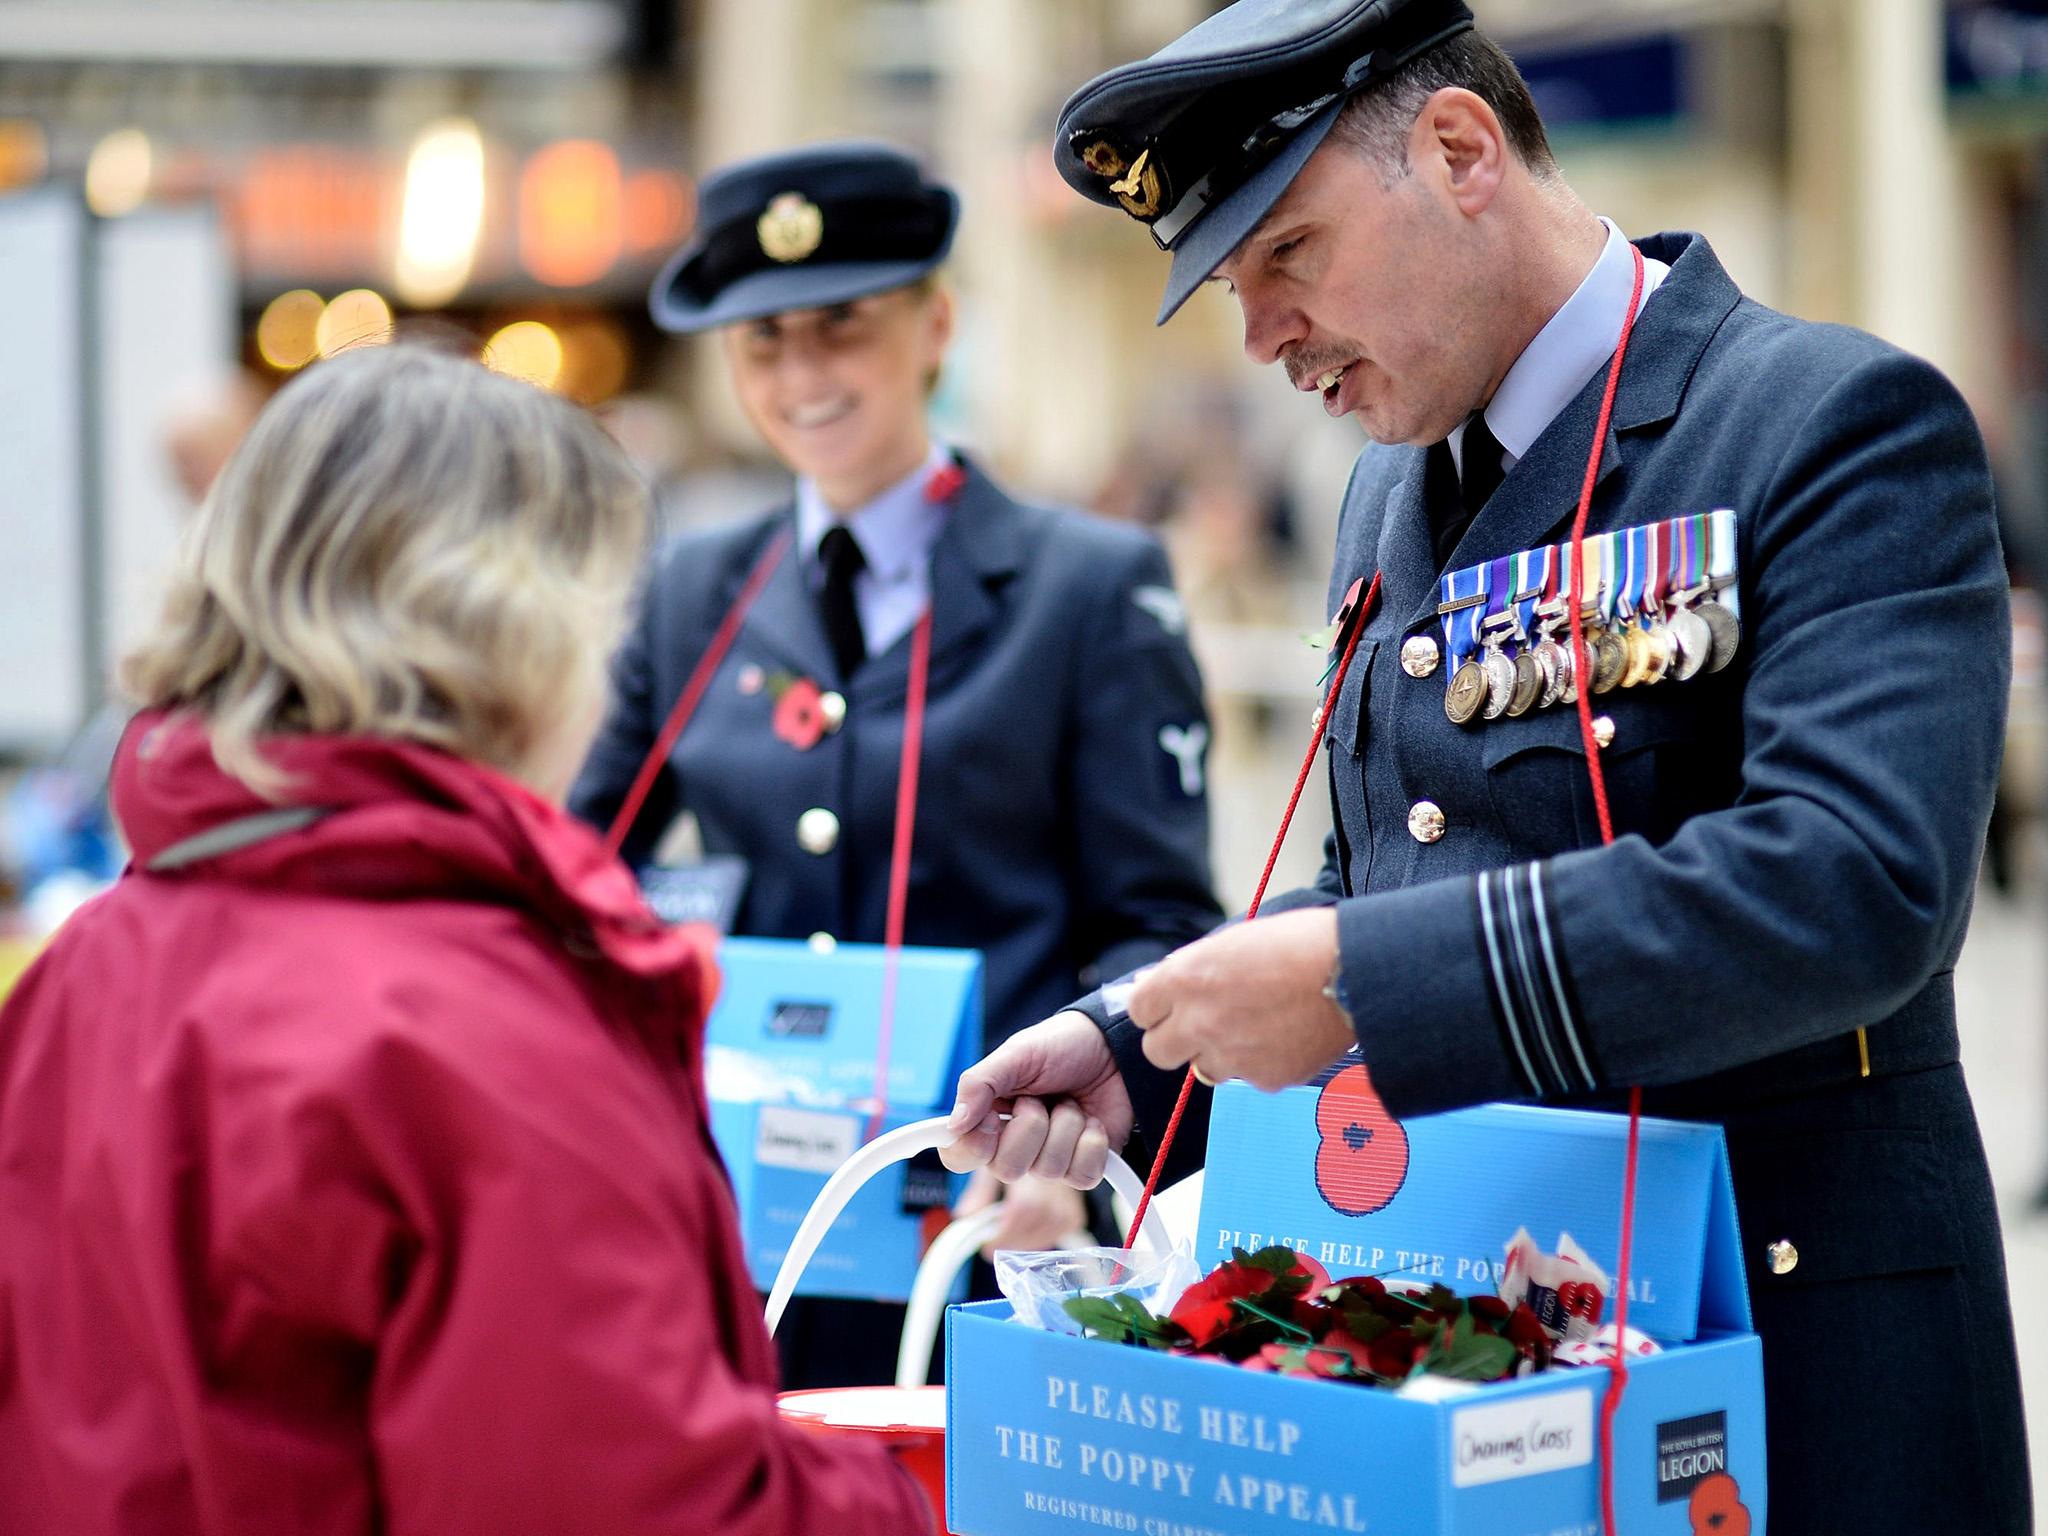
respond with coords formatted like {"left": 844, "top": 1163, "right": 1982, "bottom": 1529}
{"left": 111, "top": 712, "right": 717, "bottom": 1000}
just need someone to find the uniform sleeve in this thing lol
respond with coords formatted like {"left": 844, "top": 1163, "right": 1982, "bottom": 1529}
{"left": 1059, "top": 532, "right": 1225, "bottom": 995}
{"left": 1331, "top": 351, "right": 2010, "bottom": 1114}
{"left": 568, "top": 563, "right": 680, "bottom": 866}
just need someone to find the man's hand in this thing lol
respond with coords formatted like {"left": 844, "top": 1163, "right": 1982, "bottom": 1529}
{"left": 940, "top": 1010, "right": 1133, "bottom": 1186}
{"left": 954, "top": 1168, "right": 1091, "bottom": 1258}
{"left": 1128, "top": 908, "right": 1356, "bottom": 1091}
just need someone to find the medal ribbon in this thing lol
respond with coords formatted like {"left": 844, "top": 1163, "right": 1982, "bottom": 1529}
{"left": 1514, "top": 544, "right": 1551, "bottom": 637}
{"left": 1709, "top": 507, "right": 1740, "bottom": 619}
{"left": 1437, "top": 560, "right": 1489, "bottom": 669}
{"left": 1484, "top": 554, "right": 1516, "bottom": 646}
{"left": 1617, "top": 524, "right": 1642, "bottom": 624}
{"left": 1642, "top": 520, "right": 1664, "bottom": 619}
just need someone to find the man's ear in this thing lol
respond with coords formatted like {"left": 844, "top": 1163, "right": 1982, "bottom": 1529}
{"left": 1412, "top": 86, "right": 1507, "bottom": 219}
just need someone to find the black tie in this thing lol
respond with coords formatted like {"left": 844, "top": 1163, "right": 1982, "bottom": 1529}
{"left": 817, "top": 524, "right": 867, "bottom": 680}
{"left": 1430, "top": 414, "right": 1507, "bottom": 569}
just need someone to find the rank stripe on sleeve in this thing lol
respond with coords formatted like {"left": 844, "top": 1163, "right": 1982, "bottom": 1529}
{"left": 1475, "top": 862, "right": 1598, "bottom": 1096}
{"left": 1476, "top": 868, "right": 1546, "bottom": 1096}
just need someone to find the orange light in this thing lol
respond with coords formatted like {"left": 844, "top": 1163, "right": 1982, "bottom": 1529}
{"left": 519, "top": 140, "right": 623, "bottom": 288}
{"left": 624, "top": 169, "right": 693, "bottom": 254}
{"left": 0, "top": 120, "right": 49, "bottom": 191}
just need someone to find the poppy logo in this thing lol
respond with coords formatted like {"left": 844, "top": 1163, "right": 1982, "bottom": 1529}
{"left": 1312, "top": 1063, "right": 1409, "bottom": 1216}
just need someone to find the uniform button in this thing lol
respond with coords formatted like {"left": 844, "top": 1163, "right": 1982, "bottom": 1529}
{"left": 807, "top": 931, "right": 837, "bottom": 953}
{"left": 1765, "top": 1239, "right": 1799, "bottom": 1276}
{"left": 1592, "top": 714, "right": 1616, "bottom": 749}
{"left": 819, "top": 691, "right": 847, "bottom": 732}
{"left": 1407, "top": 800, "right": 1447, "bottom": 844}
{"left": 796, "top": 808, "right": 839, "bottom": 855}
{"left": 1400, "top": 634, "right": 1441, "bottom": 678}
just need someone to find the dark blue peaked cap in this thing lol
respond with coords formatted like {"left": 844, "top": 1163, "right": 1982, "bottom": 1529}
{"left": 651, "top": 141, "right": 959, "bottom": 333}
{"left": 1054, "top": 0, "right": 1474, "bottom": 324}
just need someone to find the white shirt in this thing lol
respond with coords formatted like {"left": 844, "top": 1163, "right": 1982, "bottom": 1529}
{"left": 1450, "top": 218, "right": 1671, "bottom": 483}
{"left": 795, "top": 442, "right": 953, "bottom": 659}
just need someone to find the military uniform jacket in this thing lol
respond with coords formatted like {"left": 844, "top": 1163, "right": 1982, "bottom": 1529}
{"left": 573, "top": 458, "right": 1223, "bottom": 1045}
{"left": 1107, "top": 232, "right": 2030, "bottom": 1532}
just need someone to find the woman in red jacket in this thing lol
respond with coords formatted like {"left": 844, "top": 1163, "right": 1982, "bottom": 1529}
{"left": 0, "top": 344, "right": 928, "bottom": 1535}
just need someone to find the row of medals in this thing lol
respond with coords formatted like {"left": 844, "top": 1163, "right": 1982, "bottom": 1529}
{"left": 1442, "top": 580, "right": 1741, "bottom": 726}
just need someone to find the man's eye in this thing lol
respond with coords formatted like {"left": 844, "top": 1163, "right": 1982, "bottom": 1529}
{"left": 1271, "top": 237, "right": 1303, "bottom": 262}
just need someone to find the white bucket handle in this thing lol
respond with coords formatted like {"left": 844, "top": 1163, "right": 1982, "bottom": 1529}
{"left": 764, "top": 1116, "right": 1167, "bottom": 1336}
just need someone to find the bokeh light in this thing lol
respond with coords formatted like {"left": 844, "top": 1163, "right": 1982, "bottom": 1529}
{"left": 519, "top": 140, "right": 623, "bottom": 287}
{"left": 314, "top": 288, "right": 394, "bottom": 356}
{"left": 558, "top": 315, "right": 632, "bottom": 404}
{"left": 0, "top": 120, "right": 49, "bottom": 191}
{"left": 255, "top": 289, "right": 325, "bottom": 371}
{"left": 483, "top": 319, "right": 565, "bottom": 390}
{"left": 395, "top": 118, "right": 486, "bottom": 307}
{"left": 84, "top": 128, "right": 153, "bottom": 218}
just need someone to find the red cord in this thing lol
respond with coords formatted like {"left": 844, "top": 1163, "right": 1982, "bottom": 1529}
{"left": 603, "top": 530, "right": 794, "bottom": 859}
{"left": 867, "top": 609, "right": 934, "bottom": 1143}
{"left": 1121, "top": 573, "right": 1382, "bottom": 1247}
{"left": 1569, "top": 245, "right": 1646, "bottom": 1536}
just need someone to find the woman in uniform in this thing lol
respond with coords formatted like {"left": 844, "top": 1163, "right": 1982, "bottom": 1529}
{"left": 570, "top": 141, "right": 1222, "bottom": 1386}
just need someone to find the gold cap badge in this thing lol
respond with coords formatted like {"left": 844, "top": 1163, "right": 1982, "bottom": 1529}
{"left": 757, "top": 192, "right": 824, "bottom": 263}
{"left": 1108, "top": 147, "right": 1167, "bottom": 220}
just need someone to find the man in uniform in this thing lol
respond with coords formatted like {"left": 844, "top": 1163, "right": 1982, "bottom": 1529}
{"left": 940, "top": 2, "right": 2032, "bottom": 1529}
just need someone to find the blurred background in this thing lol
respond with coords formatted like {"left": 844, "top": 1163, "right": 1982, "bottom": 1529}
{"left": 0, "top": 0, "right": 2044, "bottom": 1498}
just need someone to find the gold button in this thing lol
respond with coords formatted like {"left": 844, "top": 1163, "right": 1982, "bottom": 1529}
{"left": 819, "top": 691, "right": 847, "bottom": 732}
{"left": 796, "top": 807, "right": 839, "bottom": 855}
{"left": 1592, "top": 714, "right": 1616, "bottom": 750}
{"left": 1407, "top": 800, "right": 1447, "bottom": 844}
{"left": 1765, "top": 1239, "right": 1799, "bottom": 1276}
{"left": 1400, "top": 634, "right": 1441, "bottom": 679}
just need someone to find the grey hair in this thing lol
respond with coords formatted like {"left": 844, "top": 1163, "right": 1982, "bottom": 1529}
{"left": 1327, "top": 32, "right": 1558, "bottom": 185}
{"left": 122, "top": 343, "right": 648, "bottom": 796}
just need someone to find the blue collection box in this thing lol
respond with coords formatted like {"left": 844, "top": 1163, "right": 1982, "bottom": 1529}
{"left": 948, "top": 1070, "right": 1766, "bottom": 1535}
{"left": 705, "top": 937, "right": 982, "bottom": 1302}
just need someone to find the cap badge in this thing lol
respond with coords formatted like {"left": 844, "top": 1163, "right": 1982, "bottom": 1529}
{"left": 1108, "top": 146, "right": 1166, "bottom": 219}
{"left": 1080, "top": 139, "right": 1128, "bottom": 179}
{"left": 757, "top": 192, "right": 824, "bottom": 263}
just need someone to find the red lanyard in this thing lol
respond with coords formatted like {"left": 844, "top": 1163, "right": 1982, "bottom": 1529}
{"left": 1122, "top": 245, "right": 1649, "bottom": 1536}
{"left": 1578, "top": 244, "right": 1646, "bottom": 1536}
{"left": 1120, "top": 570, "right": 1382, "bottom": 1245}
{"left": 603, "top": 494, "right": 947, "bottom": 1144}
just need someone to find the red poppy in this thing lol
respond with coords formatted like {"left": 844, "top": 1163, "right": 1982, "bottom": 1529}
{"left": 1313, "top": 1064, "right": 1410, "bottom": 1216}
{"left": 1167, "top": 1263, "right": 1276, "bottom": 1348}
{"left": 924, "top": 462, "right": 968, "bottom": 503}
{"left": 772, "top": 678, "right": 826, "bottom": 750}
{"left": 1688, "top": 1473, "right": 1751, "bottom": 1536}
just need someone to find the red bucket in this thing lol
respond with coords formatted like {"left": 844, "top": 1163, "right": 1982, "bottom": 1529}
{"left": 778, "top": 1384, "right": 951, "bottom": 1534}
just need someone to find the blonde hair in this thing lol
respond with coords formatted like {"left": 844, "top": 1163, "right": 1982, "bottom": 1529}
{"left": 123, "top": 343, "right": 648, "bottom": 795}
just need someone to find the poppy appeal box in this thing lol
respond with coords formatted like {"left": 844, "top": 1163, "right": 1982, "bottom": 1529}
{"left": 705, "top": 937, "right": 981, "bottom": 1302}
{"left": 946, "top": 1067, "right": 1765, "bottom": 1535}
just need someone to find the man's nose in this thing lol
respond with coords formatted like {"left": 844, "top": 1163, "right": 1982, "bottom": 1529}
{"left": 1238, "top": 291, "right": 1306, "bottom": 369}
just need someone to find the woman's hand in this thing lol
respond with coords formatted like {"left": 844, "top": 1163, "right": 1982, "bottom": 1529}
{"left": 954, "top": 1168, "right": 1092, "bottom": 1259}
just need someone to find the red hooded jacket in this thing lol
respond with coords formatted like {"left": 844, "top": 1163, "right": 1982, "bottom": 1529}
{"left": 0, "top": 715, "right": 928, "bottom": 1535}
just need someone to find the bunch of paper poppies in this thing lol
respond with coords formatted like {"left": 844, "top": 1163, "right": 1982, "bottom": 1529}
{"left": 1062, "top": 1245, "right": 1556, "bottom": 1388}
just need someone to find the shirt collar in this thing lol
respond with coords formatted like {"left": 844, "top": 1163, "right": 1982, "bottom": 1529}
{"left": 796, "top": 442, "right": 953, "bottom": 582}
{"left": 1458, "top": 218, "right": 1671, "bottom": 470}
